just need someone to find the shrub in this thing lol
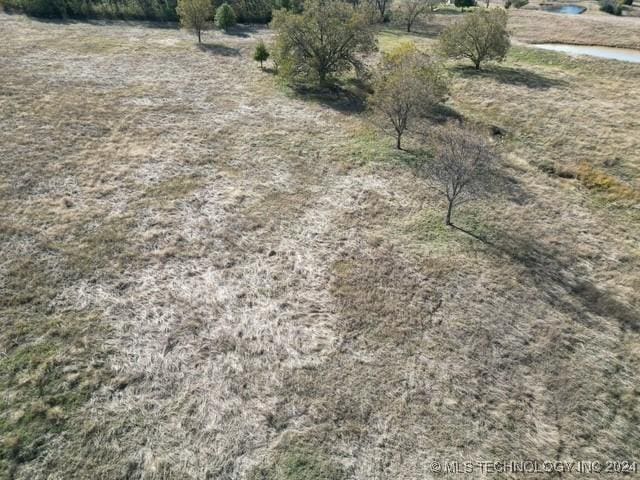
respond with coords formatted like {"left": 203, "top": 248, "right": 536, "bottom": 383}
{"left": 600, "top": 0, "right": 622, "bottom": 13}
{"left": 439, "top": 8, "right": 510, "bottom": 70}
{"left": 622, "top": 0, "right": 633, "bottom": 5}
{"left": 254, "top": 40, "right": 270, "bottom": 69}
{"left": 454, "top": 0, "right": 476, "bottom": 10}
{"left": 505, "top": 0, "right": 528, "bottom": 8}
{"left": 273, "top": 0, "right": 304, "bottom": 12}
{"left": 216, "top": 2, "right": 237, "bottom": 30}
{"left": 271, "top": 0, "right": 377, "bottom": 85}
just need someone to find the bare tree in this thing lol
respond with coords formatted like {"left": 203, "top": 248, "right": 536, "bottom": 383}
{"left": 369, "top": 43, "right": 448, "bottom": 149}
{"left": 396, "top": 0, "right": 431, "bottom": 31}
{"left": 417, "top": 124, "right": 498, "bottom": 225}
{"left": 370, "top": 0, "right": 393, "bottom": 21}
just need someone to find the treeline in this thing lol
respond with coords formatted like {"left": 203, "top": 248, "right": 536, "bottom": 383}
{"left": 0, "top": 0, "right": 274, "bottom": 22}
{"left": 0, "top": 0, "right": 180, "bottom": 20}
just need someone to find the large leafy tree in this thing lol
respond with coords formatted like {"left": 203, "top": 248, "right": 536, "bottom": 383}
{"left": 177, "top": 0, "right": 214, "bottom": 43}
{"left": 271, "top": 0, "right": 377, "bottom": 85}
{"left": 439, "top": 8, "right": 510, "bottom": 70}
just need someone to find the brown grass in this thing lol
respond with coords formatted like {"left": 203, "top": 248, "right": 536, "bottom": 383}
{"left": 1, "top": 10, "right": 640, "bottom": 480}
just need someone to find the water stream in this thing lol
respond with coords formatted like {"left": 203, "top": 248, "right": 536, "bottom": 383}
{"left": 531, "top": 43, "right": 640, "bottom": 63}
{"left": 540, "top": 4, "right": 587, "bottom": 14}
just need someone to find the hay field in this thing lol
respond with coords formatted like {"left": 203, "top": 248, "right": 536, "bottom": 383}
{"left": 1, "top": 9, "right": 639, "bottom": 480}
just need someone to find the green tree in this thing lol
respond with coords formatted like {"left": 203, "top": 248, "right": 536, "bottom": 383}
{"left": 454, "top": 0, "right": 476, "bottom": 9}
{"left": 215, "top": 2, "right": 237, "bottom": 30}
{"left": 254, "top": 40, "right": 270, "bottom": 69}
{"left": 439, "top": 8, "right": 510, "bottom": 70}
{"left": 273, "top": 0, "right": 304, "bottom": 12}
{"left": 599, "top": 0, "right": 622, "bottom": 14}
{"left": 177, "top": 0, "right": 214, "bottom": 43}
{"left": 233, "top": 0, "right": 273, "bottom": 22}
{"left": 370, "top": 43, "right": 449, "bottom": 149}
{"left": 271, "top": 0, "right": 377, "bottom": 85}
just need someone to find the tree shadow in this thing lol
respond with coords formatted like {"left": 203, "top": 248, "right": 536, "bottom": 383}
{"left": 424, "top": 104, "right": 465, "bottom": 124}
{"left": 197, "top": 43, "right": 241, "bottom": 56}
{"left": 222, "top": 24, "right": 262, "bottom": 37}
{"left": 383, "top": 24, "right": 446, "bottom": 39}
{"left": 452, "top": 223, "right": 639, "bottom": 333}
{"left": 454, "top": 65, "right": 567, "bottom": 90}
{"left": 4, "top": 13, "right": 75, "bottom": 24}
{"left": 416, "top": 22, "right": 448, "bottom": 38}
{"left": 433, "top": 7, "right": 466, "bottom": 14}
{"left": 142, "top": 21, "right": 179, "bottom": 29}
{"left": 450, "top": 223, "right": 495, "bottom": 244}
{"left": 291, "top": 82, "right": 368, "bottom": 114}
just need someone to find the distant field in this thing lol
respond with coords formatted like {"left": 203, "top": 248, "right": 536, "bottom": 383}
{"left": 509, "top": 8, "right": 640, "bottom": 48}
{"left": 1, "top": 9, "right": 639, "bottom": 480}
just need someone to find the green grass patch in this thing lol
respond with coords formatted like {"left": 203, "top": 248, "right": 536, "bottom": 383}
{"left": 509, "top": 45, "right": 582, "bottom": 70}
{"left": 378, "top": 28, "right": 437, "bottom": 53}
{"left": 142, "top": 174, "right": 205, "bottom": 203}
{"left": 404, "top": 206, "right": 494, "bottom": 250}
{"left": 0, "top": 311, "right": 109, "bottom": 477}
{"left": 1, "top": 256, "right": 60, "bottom": 310}
{"left": 55, "top": 215, "right": 139, "bottom": 274}
{"left": 346, "top": 126, "right": 410, "bottom": 165}
{"left": 249, "top": 436, "right": 348, "bottom": 480}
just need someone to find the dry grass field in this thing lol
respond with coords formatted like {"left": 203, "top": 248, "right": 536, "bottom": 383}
{"left": 508, "top": 7, "right": 640, "bottom": 48}
{"left": 1, "top": 6, "right": 639, "bottom": 480}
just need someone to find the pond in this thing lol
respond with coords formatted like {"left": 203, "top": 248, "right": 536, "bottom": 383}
{"left": 540, "top": 4, "right": 587, "bottom": 14}
{"left": 531, "top": 43, "right": 640, "bottom": 63}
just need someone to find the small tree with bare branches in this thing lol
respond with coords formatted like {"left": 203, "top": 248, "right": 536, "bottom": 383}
{"left": 369, "top": 0, "right": 394, "bottom": 21}
{"left": 396, "top": 0, "right": 431, "bottom": 31}
{"left": 369, "top": 43, "right": 448, "bottom": 149}
{"left": 417, "top": 124, "right": 498, "bottom": 225}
